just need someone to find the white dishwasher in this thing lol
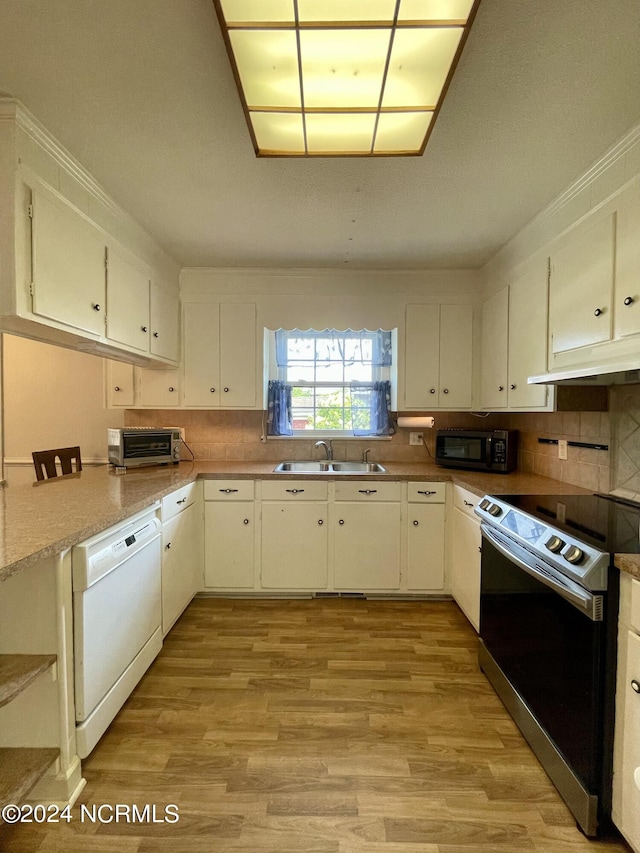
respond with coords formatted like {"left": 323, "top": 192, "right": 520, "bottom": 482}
{"left": 72, "top": 504, "right": 162, "bottom": 757}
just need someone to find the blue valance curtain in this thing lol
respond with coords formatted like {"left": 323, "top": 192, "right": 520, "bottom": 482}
{"left": 266, "top": 380, "right": 293, "bottom": 436}
{"left": 351, "top": 380, "right": 395, "bottom": 436}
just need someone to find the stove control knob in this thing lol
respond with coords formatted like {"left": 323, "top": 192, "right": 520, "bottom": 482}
{"left": 545, "top": 535, "right": 565, "bottom": 553}
{"left": 563, "top": 544, "right": 585, "bottom": 565}
{"left": 479, "top": 499, "right": 491, "bottom": 510}
{"left": 488, "top": 503, "right": 502, "bottom": 517}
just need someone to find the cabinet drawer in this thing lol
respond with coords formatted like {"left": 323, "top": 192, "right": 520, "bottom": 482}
{"left": 334, "top": 481, "right": 401, "bottom": 502}
{"left": 204, "top": 479, "right": 255, "bottom": 501}
{"left": 161, "top": 482, "right": 198, "bottom": 522}
{"left": 408, "top": 482, "right": 446, "bottom": 503}
{"left": 261, "top": 480, "right": 328, "bottom": 501}
{"left": 453, "top": 486, "right": 481, "bottom": 517}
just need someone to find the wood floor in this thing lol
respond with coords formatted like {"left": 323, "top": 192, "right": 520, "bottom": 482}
{"left": 0, "top": 598, "right": 632, "bottom": 853}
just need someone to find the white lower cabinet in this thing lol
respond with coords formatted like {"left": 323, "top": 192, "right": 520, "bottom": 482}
{"left": 202, "top": 478, "right": 448, "bottom": 596}
{"left": 449, "top": 487, "right": 482, "bottom": 631}
{"left": 613, "top": 573, "right": 640, "bottom": 853}
{"left": 406, "top": 483, "right": 446, "bottom": 591}
{"left": 203, "top": 481, "right": 256, "bottom": 591}
{"left": 161, "top": 483, "right": 203, "bottom": 635}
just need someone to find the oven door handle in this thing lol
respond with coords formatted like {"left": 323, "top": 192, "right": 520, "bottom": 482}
{"left": 481, "top": 525, "right": 603, "bottom": 621}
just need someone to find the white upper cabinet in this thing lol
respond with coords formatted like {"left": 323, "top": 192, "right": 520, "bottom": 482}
{"left": 480, "top": 288, "right": 508, "bottom": 409}
{"left": 480, "top": 259, "right": 550, "bottom": 411}
{"left": 30, "top": 186, "right": 106, "bottom": 336}
{"left": 404, "top": 303, "right": 473, "bottom": 409}
{"left": 106, "top": 245, "right": 150, "bottom": 352}
{"left": 549, "top": 212, "right": 615, "bottom": 355}
{"left": 183, "top": 301, "right": 257, "bottom": 408}
{"left": 614, "top": 190, "right": 640, "bottom": 340}
{"left": 150, "top": 283, "right": 179, "bottom": 363}
{"left": 0, "top": 100, "right": 180, "bottom": 367}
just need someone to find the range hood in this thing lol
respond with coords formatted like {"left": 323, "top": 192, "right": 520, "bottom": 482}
{"left": 529, "top": 361, "right": 640, "bottom": 386}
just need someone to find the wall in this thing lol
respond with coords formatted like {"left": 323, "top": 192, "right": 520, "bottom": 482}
{"left": 610, "top": 384, "right": 640, "bottom": 496}
{"left": 3, "top": 334, "right": 123, "bottom": 474}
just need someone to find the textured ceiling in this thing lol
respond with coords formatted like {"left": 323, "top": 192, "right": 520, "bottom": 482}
{"left": 1, "top": 0, "right": 639, "bottom": 270}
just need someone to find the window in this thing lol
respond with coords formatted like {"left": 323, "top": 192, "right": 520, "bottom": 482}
{"left": 267, "top": 329, "right": 396, "bottom": 437}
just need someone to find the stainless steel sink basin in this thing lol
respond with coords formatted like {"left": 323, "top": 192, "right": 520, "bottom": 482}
{"left": 273, "top": 461, "right": 386, "bottom": 474}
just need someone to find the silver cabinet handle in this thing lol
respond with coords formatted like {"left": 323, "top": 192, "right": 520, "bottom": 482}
{"left": 429, "top": 388, "right": 436, "bottom": 394}
{"left": 92, "top": 303, "right": 101, "bottom": 311}
{"left": 318, "top": 519, "right": 324, "bottom": 525}
{"left": 168, "top": 387, "right": 175, "bottom": 392}
{"left": 464, "top": 500, "right": 474, "bottom": 507}
{"left": 498, "top": 385, "right": 504, "bottom": 391}
{"left": 594, "top": 308, "right": 603, "bottom": 316}
{"left": 224, "top": 387, "right": 229, "bottom": 392}
{"left": 442, "top": 388, "right": 449, "bottom": 394}
{"left": 286, "top": 489, "right": 305, "bottom": 494}
{"left": 243, "top": 518, "right": 249, "bottom": 525}
{"left": 210, "top": 387, "right": 216, "bottom": 392}
{"left": 153, "top": 331, "right": 159, "bottom": 337}
{"left": 632, "top": 679, "right": 640, "bottom": 694}
{"left": 417, "top": 490, "right": 436, "bottom": 496}
{"left": 339, "top": 519, "right": 345, "bottom": 525}
{"left": 510, "top": 384, "right": 516, "bottom": 390}
{"left": 220, "top": 488, "right": 238, "bottom": 493}
{"left": 114, "top": 386, "right": 121, "bottom": 392}
{"left": 141, "top": 325, "right": 148, "bottom": 332}
{"left": 624, "top": 296, "right": 634, "bottom": 306}
{"left": 413, "top": 520, "right": 419, "bottom": 526}
{"left": 358, "top": 489, "right": 378, "bottom": 494}
{"left": 176, "top": 497, "right": 187, "bottom": 504}
{"left": 166, "top": 542, "right": 172, "bottom": 549}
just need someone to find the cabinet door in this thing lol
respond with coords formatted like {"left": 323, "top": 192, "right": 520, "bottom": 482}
{"left": 439, "top": 304, "right": 473, "bottom": 408}
{"left": 261, "top": 503, "right": 327, "bottom": 589}
{"left": 618, "top": 629, "right": 640, "bottom": 849}
{"left": 407, "top": 503, "right": 445, "bottom": 591}
{"left": 549, "top": 213, "right": 614, "bottom": 354}
{"left": 137, "top": 368, "right": 180, "bottom": 407}
{"left": 150, "top": 282, "right": 180, "bottom": 362}
{"left": 183, "top": 302, "right": 221, "bottom": 406}
{"left": 508, "top": 261, "right": 549, "bottom": 408}
{"left": 615, "top": 193, "right": 640, "bottom": 339}
{"left": 450, "top": 508, "right": 481, "bottom": 631}
{"left": 205, "top": 502, "right": 255, "bottom": 588}
{"left": 31, "top": 188, "right": 106, "bottom": 336}
{"left": 404, "top": 304, "right": 440, "bottom": 408}
{"left": 333, "top": 503, "right": 401, "bottom": 590}
{"left": 107, "top": 361, "right": 135, "bottom": 407}
{"left": 480, "top": 288, "right": 508, "bottom": 409}
{"left": 162, "top": 504, "right": 202, "bottom": 634}
{"left": 106, "top": 246, "right": 150, "bottom": 352}
{"left": 219, "top": 303, "right": 257, "bottom": 407}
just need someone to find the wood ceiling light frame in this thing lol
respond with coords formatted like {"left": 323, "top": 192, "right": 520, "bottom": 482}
{"left": 212, "top": 0, "right": 482, "bottom": 158}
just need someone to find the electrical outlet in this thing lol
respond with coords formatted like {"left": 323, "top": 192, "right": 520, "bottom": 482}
{"left": 558, "top": 440, "right": 568, "bottom": 460}
{"left": 409, "top": 432, "right": 424, "bottom": 446}
{"left": 178, "top": 427, "right": 186, "bottom": 441}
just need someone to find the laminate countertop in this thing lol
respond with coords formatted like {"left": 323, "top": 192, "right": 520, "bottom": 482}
{"left": 1, "top": 461, "right": 636, "bottom": 583}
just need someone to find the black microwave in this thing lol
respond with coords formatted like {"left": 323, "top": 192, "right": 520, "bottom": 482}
{"left": 435, "top": 429, "right": 518, "bottom": 473}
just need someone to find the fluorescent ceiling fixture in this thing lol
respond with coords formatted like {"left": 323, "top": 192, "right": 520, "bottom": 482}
{"left": 214, "top": 0, "right": 481, "bottom": 156}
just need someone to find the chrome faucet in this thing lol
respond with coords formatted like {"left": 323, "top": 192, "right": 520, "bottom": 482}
{"left": 314, "top": 440, "right": 333, "bottom": 460}
{"left": 362, "top": 448, "right": 371, "bottom": 463}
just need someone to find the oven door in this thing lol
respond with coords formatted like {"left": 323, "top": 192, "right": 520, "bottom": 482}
{"left": 122, "top": 430, "right": 172, "bottom": 461}
{"left": 479, "top": 523, "right": 617, "bottom": 836}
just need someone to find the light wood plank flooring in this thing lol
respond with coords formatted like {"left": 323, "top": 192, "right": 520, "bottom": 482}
{"left": 0, "top": 598, "right": 632, "bottom": 852}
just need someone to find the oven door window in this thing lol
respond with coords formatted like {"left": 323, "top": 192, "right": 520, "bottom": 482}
{"left": 123, "top": 432, "right": 171, "bottom": 459}
{"left": 438, "top": 436, "right": 486, "bottom": 462}
{"left": 480, "top": 537, "right": 604, "bottom": 791}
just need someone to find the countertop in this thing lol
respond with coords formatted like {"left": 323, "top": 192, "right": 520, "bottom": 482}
{"left": 0, "top": 461, "right": 637, "bottom": 583}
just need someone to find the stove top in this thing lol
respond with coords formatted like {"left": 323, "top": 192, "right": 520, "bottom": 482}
{"left": 495, "top": 493, "right": 640, "bottom": 555}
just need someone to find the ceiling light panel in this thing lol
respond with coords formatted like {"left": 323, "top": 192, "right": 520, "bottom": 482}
{"left": 214, "top": 0, "right": 480, "bottom": 156}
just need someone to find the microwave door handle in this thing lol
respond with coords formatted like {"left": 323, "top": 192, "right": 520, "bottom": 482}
{"left": 485, "top": 435, "right": 493, "bottom": 468}
{"left": 480, "top": 524, "right": 602, "bottom": 621}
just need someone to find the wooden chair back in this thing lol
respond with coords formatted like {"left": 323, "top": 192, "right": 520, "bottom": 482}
{"left": 32, "top": 446, "right": 83, "bottom": 481}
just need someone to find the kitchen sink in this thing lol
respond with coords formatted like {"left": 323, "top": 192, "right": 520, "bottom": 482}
{"left": 273, "top": 461, "right": 386, "bottom": 474}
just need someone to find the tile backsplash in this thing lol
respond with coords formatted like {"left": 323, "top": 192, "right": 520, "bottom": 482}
{"left": 125, "top": 405, "right": 612, "bottom": 491}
